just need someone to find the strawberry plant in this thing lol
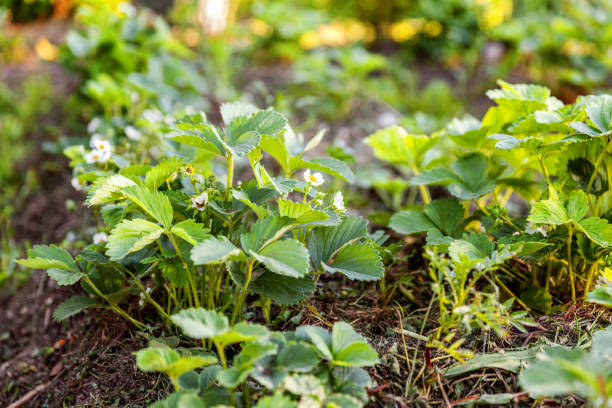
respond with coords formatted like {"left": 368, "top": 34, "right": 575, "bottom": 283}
{"left": 17, "top": 103, "right": 384, "bottom": 327}
{"left": 136, "top": 308, "right": 379, "bottom": 407}
{"left": 365, "top": 80, "right": 612, "bottom": 356}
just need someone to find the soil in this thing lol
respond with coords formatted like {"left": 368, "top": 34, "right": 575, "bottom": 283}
{"left": 0, "top": 272, "right": 170, "bottom": 407}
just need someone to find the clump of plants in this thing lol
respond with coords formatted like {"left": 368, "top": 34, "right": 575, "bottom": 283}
{"left": 367, "top": 80, "right": 612, "bottom": 358}
{"left": 136, "top": 308, "right": 379, "bottom": 407}
{"left": 18, "top": 102, "right": 384, "bottom": 327}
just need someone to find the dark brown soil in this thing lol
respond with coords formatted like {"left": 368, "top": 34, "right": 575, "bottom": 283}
{"left": 0, "top": 272, "right": 170, "bottom": 407}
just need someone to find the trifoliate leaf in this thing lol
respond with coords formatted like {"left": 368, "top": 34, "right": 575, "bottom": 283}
{"left": 251, "top": 239, "right": 309, "bottom": 278}
{"left": 586, "top": 285, "right": 612, "bottom": 307}
{"left": 53, "top": 296, "right": 98, "bottom": 321}
{"left": 87, "top": 174, "right": 136, "bottom": 206}
{"left": 389, "top": 198, "right": 463, "bottom": 239}
{"left": 17, "top": 244, "right": 79, "bottom": 273}
{"left": 240, "top": 216, "right": 295, "bottom": 253}
{"left": 364, "top": 126, "right": 436, "bottom": 168}
{"left": 277, "top": 199, "right": 328, "bottom": 225}
{"left": 106, "top": 219, "right": 164, "bottom": 261}
{"left": 290, "top": 157, "right": 355, "bottom": 183}
{"left": 144, "top": 161, "right": 184, "bottom": 190}
{"left": 170, "top": 220, "right": 210, "bottom": 245}
{"left": 171, "top": 308, "right": 229, "bottom": 339}
{"left": 570, "top": 95, "right": 612, "bottom": 137}
{"left": 308, "top": 216, "right": 367, "bottom": 269}
{"left": 576, "top": 217, "right": 612, "bottom": 247}
{"left": 135, "top": 347, "right": 217, "bottom": 380}
{"left": 191, "top": 237, "right": 244, "bottom": 265}
{"left": 410, "top": 153, "right": 495, "bottom": 200}
{"left": 322, "top": 243, "right": 384, "bottom": 281}
{"left": 122, "top": 185, "right": 174, "bottom": 229}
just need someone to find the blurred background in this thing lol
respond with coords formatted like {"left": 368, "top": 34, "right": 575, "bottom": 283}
{"left": 2, "top": 0, "right": 612, "bottom": 284}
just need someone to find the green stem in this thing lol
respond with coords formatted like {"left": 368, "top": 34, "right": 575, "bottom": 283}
{"left": 567, "top": 226, "right": 576, "bottom": 303}
{"left": 587, "top": 137, "right": 610, "bottom": 214}
{"left": 584, "top": 262, "right": 599, "bottom": 300}
{"left": 214, "top": 342, "right": 235, "bottom": 406}
{"left": 83, "top": 276, "right": 146, "bottom": 329}
{"left": 411, "top": 165, "right": 431, "bottom": 204}
{"left": 232, "top": 259, "right": 254, "bottom": 324}
{"left": 538, "top": 154, "right": 555, "bottom": 197}
{"left": 168, "top": 233, "right": 200, "bottom": 308}
{"left": 226, "top": 153, "right": 234, "bottom": 201}
{"left": 125, "top": 270, "right": 172, "bottom": 322}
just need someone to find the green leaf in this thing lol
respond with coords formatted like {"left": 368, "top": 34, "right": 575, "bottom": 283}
{"left": 213, "top": 322, "right": 269, "bottom": 348}
{"left": 123, "top": 185, "right": 174, "bottom": 229}
{"left": 446, "top": 348, "right": 540, "bottom": 377}
{"left": 248, "top": 272, "right": 315, "bottom": 305}
{"left": 276, "top": 343, "right": 319, "bottom": 372}
{"left": 410, "top": 153, "right": 496, "bottom": 200}
{"left": 290, "top": 157, "right": 355, "bottom": 183}
{"left": 106, "top": 219, "right": 164, "bottom": 261}
{"left": 365, "top": 126, "right": 436, "bottom": 168}
{"left": 87, "top": 174, "right": 136, "bottom": 206}
{"left": 586, "top": 285, "right": 612, "bottom": 307}
{"left": 322, "top": 243, "right": 384, "bottom": 281}
{"left": 389, "top": 198, "right": 463, "bottom": 238}
{"left": 277, "top": 199, "right": 328, "bottom": 225}
{"left": 145, "top": 161, "right": 184, "bottom": 190}
{"left": 167, "top": 134, "right": 222, "bottom": 155}
{"left": 218, "top": 342, "right": 278, "bottom": 388}
{"left": 17, "top": 244, "right": 79, "bottom": 272}
{"left": 255, "top": 392, "right": 297, "bottom": 408}
{"left": 191, "top": 237, "right": 244, "bottom": 265}
{"left": 170, "top": 220, "right": 210, "bottom": 245}
{"left": 176, "top": 394, "right": 205, "bottom": 408}
{"left": 47, "top": 268, "right": 83, "bottom": 285}
{"left": 296, "top": 326, "right": 333, "bottom": 360}
{"left": 409, "top": 168, "right": 456, "bottom": 186}
{"left": 240, "top": 216, "right": 295, "bottom": 253}
{"left": 528, "top": 198, "right": 570, "bottom": 225}
{"left": 170, "top": 114, "right": 225, "bottom": 155}
{"left": 251, "top": 239, "right": 309, "bottom": 278}
{"left": 283, "top": 374, "right": 326, "bottom": 398}
{"left": 331, "top": 322, "right": 378, "bottom": 366}
{"left": 53, "top": 296, "right": 98, "bottom": 321}
{"left": 171, "top": 308, "right": 229, "bottom": 339}
{"left": 259, "top": 135, "right": 290, "bottom": 174}
{"left": 308, "top": 216, "right": 368, "bottom": 268}
{"left": 576, "top": 217, "right": 612, "bottom": 247}
{"left": 135, "top": 347, "right": 217, "bottom": 380}
{"left": 570, "top": 95, "right": 612, "bottom": 137}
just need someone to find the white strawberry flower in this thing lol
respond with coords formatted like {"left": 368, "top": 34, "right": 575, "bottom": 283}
{"left": 303, "top": 169, "right": 324, "bottom": 186}
{"left": 71, "top": 177, "right": 84, "bottom": 191}
{"left": 85, "top": 150, "right": 101, "bottom": 164}
{"left": 93, "top": 232, "right": 108, "bottom": 244}
{"left": 191, "top": 192, "right": 209, "bottom": 211}
{"left": 93, "top": 138, "right": 112, "bottom": 152}
{"left": 332, "top": 191, "right": 345, "bottom": 212}
{"left": 125, "top": 125, "right": 141, "bottom": 141}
